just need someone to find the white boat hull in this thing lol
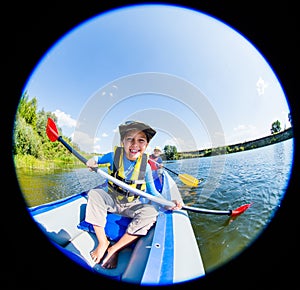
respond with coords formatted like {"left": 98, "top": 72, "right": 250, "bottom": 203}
{"left": 29, "top": 171, "right": 205, "bottom": 285}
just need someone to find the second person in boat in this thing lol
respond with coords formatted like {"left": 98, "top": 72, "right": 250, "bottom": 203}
{"left": 148, "top": 146, "right": 164, "bottom": 192}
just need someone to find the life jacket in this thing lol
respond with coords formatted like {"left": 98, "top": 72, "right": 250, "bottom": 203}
{"left": 148, "top": 154, "right": 159, "bottom": 170}
{"left": 107, "top": 146, "right": 148, "bottom": 201}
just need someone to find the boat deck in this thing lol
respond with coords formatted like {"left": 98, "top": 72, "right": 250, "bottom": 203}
{"left": 29, "top": 171, "right": 205, "bottom": 285}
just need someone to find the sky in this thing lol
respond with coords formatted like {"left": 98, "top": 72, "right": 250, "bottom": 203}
{"left": 22, "top": 3, "right": 291, "bottom": 154}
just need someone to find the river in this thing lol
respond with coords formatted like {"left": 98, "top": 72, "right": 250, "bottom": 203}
{"left": 15, "top": 138, "right": 294, "bottom": 275}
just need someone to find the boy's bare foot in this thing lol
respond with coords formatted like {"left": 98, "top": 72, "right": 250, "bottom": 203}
{"left": 101, "top": 247, "right": 119, "bottom": 269}
{"left": 90, "top": 240, "right": 110, "bottom": 264}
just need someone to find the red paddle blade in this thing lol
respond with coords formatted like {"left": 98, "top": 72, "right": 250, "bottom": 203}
{"left": 46, "top": 117, "right": 59, "bottom": 142}
{"left": 231, "top": 202, "right": 253, "bottom": 217}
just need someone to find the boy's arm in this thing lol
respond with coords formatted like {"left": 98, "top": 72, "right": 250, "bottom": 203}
{"left": 86, "top": 152, "right": 113, "bottom": 168}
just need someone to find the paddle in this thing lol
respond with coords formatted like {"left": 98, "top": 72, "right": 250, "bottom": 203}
{"left": 46, "top": 117, "right": 252, "bottom": 216}
{"left": 150, "top": 159, "right": 202, "bottom": 187}
{"left": 182, "top": 203, "right": 253, "bottom": 217}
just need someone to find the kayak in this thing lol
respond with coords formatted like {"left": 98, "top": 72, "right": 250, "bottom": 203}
{"left": 28, "top": 170, "right": 205, "bottom": 285}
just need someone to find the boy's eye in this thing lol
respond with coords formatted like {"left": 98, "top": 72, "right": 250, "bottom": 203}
{"left": 126, "top": 137, "right": 146, "bottom": 143}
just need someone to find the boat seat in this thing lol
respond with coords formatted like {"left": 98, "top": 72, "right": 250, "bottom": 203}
{"left": 32, "top": 201, "right": 87, "bottom": 247}
{"left": 64, "top": 231, "right": 98, "bottom": 267}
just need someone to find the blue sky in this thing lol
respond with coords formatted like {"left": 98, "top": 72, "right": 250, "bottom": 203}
{"left": 22, "top": 3, "right": 291, "bottom": 154}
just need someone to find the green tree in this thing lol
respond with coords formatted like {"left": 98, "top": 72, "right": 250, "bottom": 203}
{"left": 13, "top": 115, "right": 42, "bottom": 158}
{"left": 163, "top": 145, "right": 178, "bottom": 160}
{"left": 13, "top": 92, "right": 41, "bottom": 157}
{"left": 17, "top": 91, "right": 38, "bottom": 129}
{"left": 36, "top": 109, "right": 54, "bottom": 138}
{"left": 270, "top": 120, "right": 281, "bottom": 134}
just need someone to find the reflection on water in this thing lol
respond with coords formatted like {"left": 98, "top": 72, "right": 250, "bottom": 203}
{"left": 16, "top": 167, "right": 104, "bottom": 207}
{"left": 16, "top": 139, "right": 294, "bottom": 274}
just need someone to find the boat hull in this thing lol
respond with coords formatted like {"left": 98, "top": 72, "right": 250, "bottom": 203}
{"left": 28, "top": 171, "right": 205, "bottom": 285}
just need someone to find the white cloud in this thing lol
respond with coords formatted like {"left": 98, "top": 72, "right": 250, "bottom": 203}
{"left": 101, "top": 133, "right": 108, "bottom": 137}
{"left": 227, "top": 124, "right": 266, "bottom": 144}
{"left": 93, "top": 144, "right": 101, "bottom": 153}
{"left": 53, "top": 109, "right": 76, "bottom": 128}
{"left": 233, "top": 124, "right": 248, "bottom": 132}
{"left": 72, "top": 130, "right": 101, "bottom": 153}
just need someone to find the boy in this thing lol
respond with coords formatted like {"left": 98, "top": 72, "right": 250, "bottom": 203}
{"left": 85, "top": 121, "right": 181, "bottom": 269}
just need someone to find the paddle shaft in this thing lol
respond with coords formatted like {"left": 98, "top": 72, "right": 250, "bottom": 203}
{"left": 150, "top": 158, "right": 179, "bottom": 176}
{"left": 162, "top": 166, "right": 180, "bottom": 176}
{"left": 182, "top": 205, "right": 231, "bottom": 215}
{"left": 58, "top": 136, "right": 88, "bottom": 164}
{"left": 150, "top": 159, "right": 201, "bottom": 186}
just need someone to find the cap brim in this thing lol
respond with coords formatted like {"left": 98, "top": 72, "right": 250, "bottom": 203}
{"left": 119, "top": 122, "right": 156, "bottom": 141}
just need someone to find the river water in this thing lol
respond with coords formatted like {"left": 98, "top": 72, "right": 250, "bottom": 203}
{"left": 16, "top": 138, "right": 294, "bottom": 275}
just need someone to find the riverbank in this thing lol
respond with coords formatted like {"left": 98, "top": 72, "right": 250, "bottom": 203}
{"left": 14, "top": 127, "right": 294, "bottom": 169}
{"left": 177, "top": 127, "right": 293, "bottom": 159}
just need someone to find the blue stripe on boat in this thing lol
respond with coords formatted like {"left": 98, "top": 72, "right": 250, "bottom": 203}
{"left": 140, "top": 209, "right": 175, "bottom": 285}
{"left": 159, "top": 211, "right": 174, "bottom": 284}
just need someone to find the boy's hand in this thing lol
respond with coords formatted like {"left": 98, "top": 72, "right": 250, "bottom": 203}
{"left": 165, "top": 200, "right": 182, "bottom": 210}
{"left": 86, "top": 158, "right": 98, "bottom": 171}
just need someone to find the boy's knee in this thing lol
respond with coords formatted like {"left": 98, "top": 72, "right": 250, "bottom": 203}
{"left": 144, "top": 204, "right": 158, "bottom": 215}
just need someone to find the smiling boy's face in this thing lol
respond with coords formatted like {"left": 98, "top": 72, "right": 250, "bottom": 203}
{"left": 122, "top": 129, "right": 149, "bottom": 161}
